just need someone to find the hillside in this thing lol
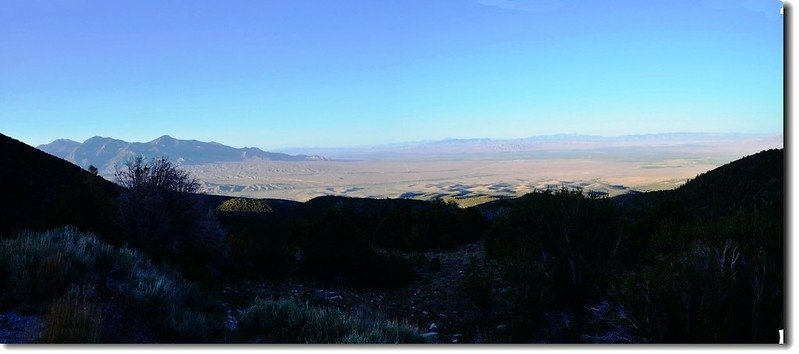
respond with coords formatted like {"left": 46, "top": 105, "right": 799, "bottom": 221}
{"left": 616, "top": 148, "right": 783, "bottom": 219}
{"left": 38, "top": 135, "right": 326, "bottom": 173}
{"left": 0, "top": 133, "right": 119, "bottom": 235}
{"left": 475, "top": 148, "right": 784, "bottom": 221}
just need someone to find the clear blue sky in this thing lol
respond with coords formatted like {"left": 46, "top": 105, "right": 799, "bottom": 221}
{"left": 0, "top": 0, "right": 783, "bottom": 149}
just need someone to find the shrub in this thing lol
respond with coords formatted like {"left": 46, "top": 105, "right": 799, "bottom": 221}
{"left": 0, "top": 227, "right": 116, "bottom": 305}
{"left": 461, "top": 257, "right": 493, "bottom": 311}
{"left": 224, "top": 219, "right": 297, "bottom": 279}
{"left": 41, "top": 285, "right": 103, "bottom": 343}
{"left": 372, "top": 200, "right": 486, "bottom": 251}
{"left": 428, "top": 257, "right": 442, "bottom": 272}
{"left": 217, "top": 198, "right": 273, "bottom": 213}
{"left": 486, "top": 189, "right": 624, "bottom": 308}
{"left": 0, "top": 227, "right": 225, "bottom": 343}
{"left": 236, "top": 299, "right": 422, "bottom": 343}
{"left": 298, "top": 209, "right": 415, "bottom": 288}
{"left": 610, "top": 238, "right": 782, "bottom": 343}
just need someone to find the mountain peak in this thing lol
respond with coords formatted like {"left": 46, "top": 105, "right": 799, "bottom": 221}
{"left": 53, "top": 138, "right": 79, "bottom": 144}
{"left": 152, "top": 135, "right": 176, "bottom": 143}
{"left": 85, "top": 136, "right": 109, "bottom": 142}
{"left": 37, "top": 135, "right": 326, "bottom": 173}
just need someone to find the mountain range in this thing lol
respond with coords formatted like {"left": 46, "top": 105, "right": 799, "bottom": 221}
{"left": 38, "top": 135, "right": 326, "bottom": 173}
{"left": 274, "top": 133, "right": 783, "bottom": 160}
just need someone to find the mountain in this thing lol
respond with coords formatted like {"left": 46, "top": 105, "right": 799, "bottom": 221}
{"left": 38, "top": 135, "right": 327, "bottom": 173}
{"left": 38, "top": 138, "right": 81, "bottom": 156}
{"left": 0, "top": 133, "right": 119, "bottom": 235}
{"left": 274, "top": 133, "right": 782, "bottom": 160}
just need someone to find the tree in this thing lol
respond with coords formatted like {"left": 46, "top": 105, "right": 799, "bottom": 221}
{"left": 113, "top": 155, "right": 227, "bottom": 281}
{"left": 114, "top": 156, "right": 199, "bottom": 194}
{"left": 87, "top": 165, "right": 98, "bottom": 176}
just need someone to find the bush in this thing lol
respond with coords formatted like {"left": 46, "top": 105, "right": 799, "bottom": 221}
{"left": 217, "top": 198, "right": 273, "bottom": 213}
{"left": 0, "top": 227, "right": 116, "bottom": 305}
{"left": 461, "top": 257, "right": 493, "bottom": 311}
{"left": 372, "top": 200, "right": 486, "bottom": 251}
{"left": 0, "top": 227, "right": 225, "bottom": 343}
{"left": 236, "top": 299, "right": 422, "bottom": 343}
{"left": 610, "top": 239, "right": 782, "bottom": 343}
{"left": 298, "top": 209, "right": 416, "bottom": 288}
{"left": 486, "top": 189, "right": 624, "bottom": 308}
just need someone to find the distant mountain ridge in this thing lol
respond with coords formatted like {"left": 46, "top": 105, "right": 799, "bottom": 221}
{"left": 38, "top": 135, "right": 326, "bottom": 173}
{"left": 274, "top": 132, "right": 782, "bottom": 159}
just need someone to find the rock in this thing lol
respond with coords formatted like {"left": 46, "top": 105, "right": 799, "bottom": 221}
{"left": 429, "top": 323, "right": 438, "bottom": 331}
{"left": 451, "top": 333, "right": 463, "bottom": 343}
{"left": 421, "top": 332, "right": 439, "bottom": 342}
{"left": 496, "top": 324, "right": 508, "bottom": 333}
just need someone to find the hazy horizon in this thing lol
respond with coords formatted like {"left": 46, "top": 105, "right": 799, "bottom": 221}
{"left": 26, "top": 130, "right": 783, "bottom": 153}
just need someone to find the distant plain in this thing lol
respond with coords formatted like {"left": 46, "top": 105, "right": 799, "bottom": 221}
{"left": 183, "top": 134, "right": 783, "bottom": 206}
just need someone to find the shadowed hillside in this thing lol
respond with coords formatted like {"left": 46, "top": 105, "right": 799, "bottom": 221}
{"left": 616, "top": 148, "right": 783, "bottom": 219}
{"left": 0, "top": 133, "right": 119, "bottom": 236}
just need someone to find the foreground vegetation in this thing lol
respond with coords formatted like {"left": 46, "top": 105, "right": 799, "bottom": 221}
{"left": 0, "top": 132, "right": 784, "bottom": 344}
{"left": 236, "top": 299, "right": 422, "bottom": 343}
{"left": 0, "top": 227, "right": 224, "bottom": 343}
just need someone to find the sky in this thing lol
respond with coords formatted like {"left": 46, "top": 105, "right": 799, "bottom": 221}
{"left": 0, "top": 0, "right": 784, "bottom": 150}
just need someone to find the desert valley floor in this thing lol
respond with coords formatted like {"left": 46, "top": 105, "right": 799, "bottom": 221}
{"left": 183, "top": 153, "right": 753, "bottom": 205}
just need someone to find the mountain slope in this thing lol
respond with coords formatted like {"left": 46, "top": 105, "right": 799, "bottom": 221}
{"left": 0, "top": 133, "right": 119, "bottom": 235}
{"left": 475, "top": 148, "right": 783, "bottom": 221}
{"left": 616, "top": 148, "right": 783, "bottom": 219}
{"left": 38, "top": 135, "right": 326, "bottom": 173}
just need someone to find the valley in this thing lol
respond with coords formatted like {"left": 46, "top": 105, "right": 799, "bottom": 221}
{"left": 183, "top": 149, "right": 774, "bottom": 206}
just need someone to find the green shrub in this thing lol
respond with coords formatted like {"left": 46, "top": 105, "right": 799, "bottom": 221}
{"left": 217, "top": 198, "right": 273, "bottom": 213}
{"left": 236, "top": 299, "right": 422, "bottom": 343}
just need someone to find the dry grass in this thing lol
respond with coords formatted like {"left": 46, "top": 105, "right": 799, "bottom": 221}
{"left": 41, "top": 286, "right": 102, "bottom": 343}
{"left": 236, "top": 299, "right": 423, "bottom": 343}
